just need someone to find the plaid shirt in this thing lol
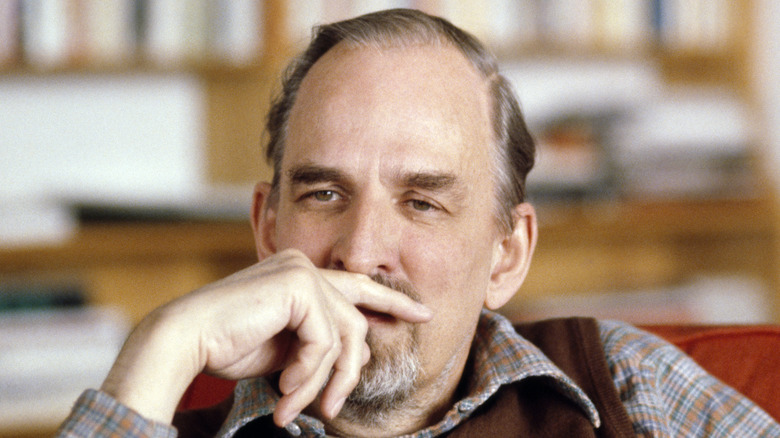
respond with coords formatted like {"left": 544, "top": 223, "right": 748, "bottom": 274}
{"left": 58, "top": 310, "right": 780, "bottom": 437}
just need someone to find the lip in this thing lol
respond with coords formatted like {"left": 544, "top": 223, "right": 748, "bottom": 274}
{"left": 359, "top": 308, "right": 397, "bottom": 325}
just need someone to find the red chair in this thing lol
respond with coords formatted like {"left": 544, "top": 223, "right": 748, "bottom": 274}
{"left": 643, "top": 324, "right": 780, "bottom": 421}
{"left": 179, "top": 325, "right": 780, "bottom": 421}
{"left": 179, "top": 374, "right": 237, "bottom": 411}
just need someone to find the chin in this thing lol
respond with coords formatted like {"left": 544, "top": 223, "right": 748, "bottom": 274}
{"left": 340, "top": 325, "right": 421, "bottom": 425}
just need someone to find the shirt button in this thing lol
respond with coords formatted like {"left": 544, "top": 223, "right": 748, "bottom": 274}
{"left": 285, "top": 422, "right": 302, "bottom": 436}
{"left": 458, "top": 400, "right": 475, "bottom": 413}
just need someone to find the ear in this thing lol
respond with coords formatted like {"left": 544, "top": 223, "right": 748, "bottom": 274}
{"left": 251, "top": 182, "right": 278, "bottom": 261}
{"left": 484, "top": 203, "right": 537, "bottom": 310}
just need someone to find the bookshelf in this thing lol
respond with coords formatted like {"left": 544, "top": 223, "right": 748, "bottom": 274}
{"left": 0, "top": 0, "right": 762, "bottom": 183}
{"left": 1, "top": 1, "right": 778, "bottom": 436}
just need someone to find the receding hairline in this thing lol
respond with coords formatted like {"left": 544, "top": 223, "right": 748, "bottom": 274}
{"left": 318, "top": 19, "right": 499, "bottom": 78}
{"left": 297, "top": 39, "right": 494, "bottom": 103}
{"left": 325, "top": 26, "right": 457, "bottom": 53}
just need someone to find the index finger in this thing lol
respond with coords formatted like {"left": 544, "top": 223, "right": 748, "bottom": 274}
{"left": 320, "top": 270, "right": 433, "bottom": 323}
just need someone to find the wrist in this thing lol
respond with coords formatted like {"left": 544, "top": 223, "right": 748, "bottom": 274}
{"left": 101, "top": 305, "right": 202, "bottom": 423}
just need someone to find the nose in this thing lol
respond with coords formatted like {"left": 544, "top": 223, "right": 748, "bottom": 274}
{"left": 329, "top": 194, "right": 399, "bottom": 276}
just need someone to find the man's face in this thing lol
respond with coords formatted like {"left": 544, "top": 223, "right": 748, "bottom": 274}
{"left": 265, "top": 42, "right": 506, "bottom": 411}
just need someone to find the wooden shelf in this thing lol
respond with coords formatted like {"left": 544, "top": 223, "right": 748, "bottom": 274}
{"left": 513, "top": 196, "right": 780, "bottom": 321}
{"left": 0, "top": 220, "right": 257, "bottom": 323}
{"left": 0, "top": 220, "right": 255, "bottom": 270}
{"left": 536, "top": 196, "right": 775, "bottom": 242}
{"left": 1, "top": 197, "right": 776, "bottom": 324}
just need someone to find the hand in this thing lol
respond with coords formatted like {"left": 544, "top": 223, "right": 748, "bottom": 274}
{"left": 100, "top": 249, "right": 433, "bottom": 427}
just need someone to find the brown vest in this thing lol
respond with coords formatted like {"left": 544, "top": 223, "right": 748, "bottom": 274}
{"left": 174, "top": 317, "right": 634, "bottom": 437}
{"left": 445, "top": 317, "right": 635, "bottom": 437}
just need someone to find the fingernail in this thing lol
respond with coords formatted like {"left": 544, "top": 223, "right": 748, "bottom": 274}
{"left": 282, "top": 408, "right": 301, "bottom": 427}
{"left": 329, "top": 397, "right": 346, "bottom": 418}
{"left": 275, "top": 410, "right": 293, "bottom": 428}
{"left": 418, "top": 303, "right": 434, "bottom": 318}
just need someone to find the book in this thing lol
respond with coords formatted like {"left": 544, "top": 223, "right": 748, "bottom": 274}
{"left": 0, "top": 306, "right": 130, "bottom": 431}
{"left": 209, "top": 0, "right": 264, "bottom": 65}
{"left": 0, "top": 200, "right": 76, "bottom": 248}
{"left": 75, "top": 0, "right": 137, "bottom": 66}
{"left": 20, "top": 0, "right": 75, "bottom": 67}
{"left": 594, "top": 0, "right": 653, "bottom": 50}
{"left": 655, "top": 0, "right": 732, "bottom": 51}
{"left": 142, "top": 0, "right": 199, "bottom": 65}
{"left": 610, "top": 89, "right": 754, "bottom": 199}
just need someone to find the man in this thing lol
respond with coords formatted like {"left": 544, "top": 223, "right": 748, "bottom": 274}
{"left": 58, "top": 9, "right": 778, "bottom": 437}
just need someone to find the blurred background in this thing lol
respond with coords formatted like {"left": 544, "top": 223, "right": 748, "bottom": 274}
{"left": 1, "top": 0, "right": 779, "bottom": 435}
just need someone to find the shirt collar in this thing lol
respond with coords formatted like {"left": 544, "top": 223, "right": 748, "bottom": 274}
{"left": 217, "top": 310, "right": 600, "bottom": 437}
{"left": 464, "top": 309, "right": 601, "bottom": 427}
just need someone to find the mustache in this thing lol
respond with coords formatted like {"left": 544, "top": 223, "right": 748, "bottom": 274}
{"left": 369, "top": 273, "right": 422, "bottom": 304}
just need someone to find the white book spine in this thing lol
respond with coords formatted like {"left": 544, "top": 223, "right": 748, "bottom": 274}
{"left": 80, "top": 0, "right": 136, "bottom": 65}
{"left": 21, "top": 0, "right": 74, "bottom": 67}
{"left": 210, "top": 0, "right": 264, "bottom": 65}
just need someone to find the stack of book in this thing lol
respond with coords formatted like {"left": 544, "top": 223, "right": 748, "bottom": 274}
{"left": 0, "top": 283, "right": 129, "bottom": 432}
{"left": 610, "top": 89, "right": 755, "bottom": 199}
{"left": 507, "top": 275, "right": 772, "bottom": 325}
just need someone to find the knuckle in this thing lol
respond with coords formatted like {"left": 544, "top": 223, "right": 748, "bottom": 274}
{"left": 276, "top": 249, "right": 316, "bottom": 271}
{"left": 341, "top": 367, "right": 362, "bottom": 388}
{"left": 320, "top": 332, "right": 337, "bottom": 352}
{"left": 288, "top": 249, "right": 315, "bottom": 266}
{"left": 306, "top": 340, "right": 333, "bottom": 363}
{"left": 354, "top": 273, "right": 377, "bottom": 290}
{"left": 288, "top": 265, "right": 320, "bottom": 291}
{"left": 351, "top": 314, "right": 369, "bottom": 334}
{"left": 322, "top": 338, "right": 342, "bottom": 361}
{"left": 331, "top": 336, "right": 343, "bottom": 354}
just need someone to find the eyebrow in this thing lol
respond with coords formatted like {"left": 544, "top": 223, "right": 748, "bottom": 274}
{"left": 398, "top": 169, "right": 468, "bottom": 208}
{"left": 401, "top": 171, "right": 459, "bottom": 193}
{"left": 287, "top": 164, "right": 348, "bottom": 186}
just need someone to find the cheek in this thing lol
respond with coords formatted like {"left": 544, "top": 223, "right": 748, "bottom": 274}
{"left": 401, "top": 225, "right": 495, "bottom": 309}
{"left": 274, "top": 213, "right": 335, "bottom": 267}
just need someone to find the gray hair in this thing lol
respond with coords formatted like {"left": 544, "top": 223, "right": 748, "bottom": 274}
{"left": 264, "top": 9, "right": 535, "bottom": 233}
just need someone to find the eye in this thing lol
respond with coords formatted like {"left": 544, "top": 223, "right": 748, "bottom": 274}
{"left": 409, "top": 199, "right": 435, "bottom": 212}
{"left": 312, "top": 190, "right": 340, "bottom": 202}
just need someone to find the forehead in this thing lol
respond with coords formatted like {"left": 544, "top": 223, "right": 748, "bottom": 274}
{"left": 281, "top": 43, "right": 493, "bottom": 178}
